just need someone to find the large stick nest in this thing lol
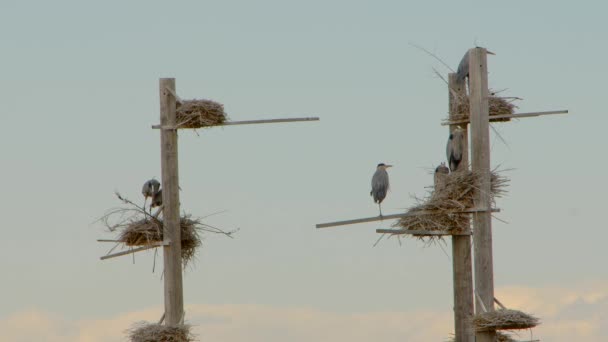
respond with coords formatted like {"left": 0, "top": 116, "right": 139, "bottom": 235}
{"left": 127, "top": 322, "right": 195, "bottom": 342}
{"left": 101, "top": 193, "right": 236, "bottom": 269}
{"left": 176, "top": 99, "right": 228, "bottom": 128}
{"left": 448, "top": 93, "right": 518, "bottom": 123}
{"left": 119, "top": 216, "right": 202, "bottom": 267}
{"left": 446, "top": 331, "right": 518, "bottom": 342}
{"left": 473, "top": 309, "right": 540, "bottom": 331}
{"left": 392, "top": 170, "right": 508, "bottom": 238}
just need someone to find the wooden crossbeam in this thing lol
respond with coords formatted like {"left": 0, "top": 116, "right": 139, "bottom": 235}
{"left": 376, "top": 229, "right": 472, "bottom": 236}
{"left": 99, "top": 241, "right": 169, "bottom": 260}
{"left": 315, "top": 208, "right": 499, "bottom": 229}
{"left": 152, "top": 117, "right": 319, "bottom": 129}
{"left": 441, "top": 109, "right": 568, "bottom": 126}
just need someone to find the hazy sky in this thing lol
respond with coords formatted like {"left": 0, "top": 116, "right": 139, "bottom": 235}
{"left": 2, "top": 1, "right": 607, "bottom": 341}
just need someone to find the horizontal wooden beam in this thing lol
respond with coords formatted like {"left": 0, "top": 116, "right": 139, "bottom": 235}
{"left": 152, "top": 117, "right": 319, "bottom": 129}
{"left": 376, "top": 229, "right": 472, "bottom": 236}
{"left": 315, "top": 208, "right": 499, "bottom": 229}
{"left": 442, "top": 110, "right": 568, "bottom": 126}
{"left": 99, "top": 241, "right": 169, "bottom": 261}
{"left": 97, "top": 239, "right": 120, "bottom": 242}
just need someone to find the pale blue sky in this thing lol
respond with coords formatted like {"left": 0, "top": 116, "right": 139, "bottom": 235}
{"left": 1, "top": 1, "right": 607, "bottom": 341}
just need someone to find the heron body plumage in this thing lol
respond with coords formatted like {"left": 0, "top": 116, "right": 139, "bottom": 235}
{"left": 446, "top": 128, "right": 465, "bottom": 172}
{"left": 456, "top": 50, "right": 469, "bottom": 84}
{"left": 151, "top": 189, "right": 162, "bottom": 208}
{"left": 142, "top": 179, "right": 161, "bottom": 199}
{"left": 371, "top": 163, "right": 392, "bottom": 216}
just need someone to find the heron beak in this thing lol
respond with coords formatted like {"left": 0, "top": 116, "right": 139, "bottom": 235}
{"left": 386, "top": 165, "right": 393, "bottom": 168}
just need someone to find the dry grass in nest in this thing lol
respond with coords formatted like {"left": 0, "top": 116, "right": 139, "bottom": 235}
{"left": 448, "top": 93, "right": 517, "bottom": 123}
{"left": 392, "top": 170, "right": 508, "bottom": 238}
{"left": 176, "top": 99, "right": 227, "bottom": 128}
{"left": 127, "top": 322, "right": 195, "bottom": 342}
{"left": 119, "top": 216, "right": 202, "bottom": 268}
{"left": 473, "top": 309, "right": 540, "bottom": 331}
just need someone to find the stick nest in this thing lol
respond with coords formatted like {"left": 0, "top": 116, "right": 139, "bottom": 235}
{"left": 392, "top": 170, "right": 508, "bottom": 238}
{"left": 473, "top": 309, "right": 540, "bottom": 331}
{"left": 119, "top": 216, "right": 202, "bottom": 267}
{"left": 101, "top": 193, "right": 236, "bottom": 269}
{"left": 446, "top": 331, "right": 517, "bottom": 342}
{"left": 127, "top": 322, "right": 195, "bottom": 342}
{"left": 448, "top": 93, "right": 517, "bottom": 123}
{"left": 176, "top": 99, "right": 228, "bottom": 128}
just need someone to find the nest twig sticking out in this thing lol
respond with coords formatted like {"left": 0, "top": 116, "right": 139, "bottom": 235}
{"left": 448, "top": 92, "right": 518, "bottom": 123}
{"left": 473, "top": 309, "right": 540, "bottom": 331}
{"left": 176, "top": 99, "right": 227, "bottom": 128}
{"left": 127, "top": 322, "right": 195, "bottom": 342}
{"left": 100, "top": 192, "right": 236, "bottom": 268}
{"left": 392, "top": 170, "right": 508, "bottom": 239}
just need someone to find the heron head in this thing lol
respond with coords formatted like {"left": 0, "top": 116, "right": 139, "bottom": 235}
{"left": 377, "top": 163, "right": 393, "bottom": 169}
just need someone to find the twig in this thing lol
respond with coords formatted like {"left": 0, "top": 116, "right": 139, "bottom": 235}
{"left": 409, "top": 42, "right": 455, "bottom": 72}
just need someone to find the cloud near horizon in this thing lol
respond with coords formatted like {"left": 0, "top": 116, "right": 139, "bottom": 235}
{"left": 2, "top": 282, "right": 607, "bottom": 342}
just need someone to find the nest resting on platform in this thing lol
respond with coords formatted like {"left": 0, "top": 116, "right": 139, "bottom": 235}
{"left": 176, "top": 99, "right": 227, "bottom": 128}
{"left": 473, "top": 309, "right": 540, "bottom": 331}
{"left": 128, "top": 322, "right": 195, "bottom": 342}
{"left": 449, "top": 94, "right": 517, "bottom": 123}
{"left": 101, "top": 192, "right": 236, "bottom": 268}
{"left": 446, "top": 331, "right": 517, "bottom": 342}
{"left": 392, "top": 170, "right": 508, "bottom": 238}
{"left": 119, "top": 216, "right": 202, "bottom": 267}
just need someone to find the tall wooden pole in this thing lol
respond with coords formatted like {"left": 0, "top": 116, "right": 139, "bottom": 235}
{"left": 468, "top": 48, "right": 496, "bottom": 342}
{"left": 159, "top": 78, "right": 184, "bottom": 325}
{"left": 449, "top": 73, "right": 474, "bottom": 342}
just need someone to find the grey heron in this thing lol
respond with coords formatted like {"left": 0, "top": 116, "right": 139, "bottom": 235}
{"left": 371, "top": 163, "right": 392, "bottom": 216}
{"left": 446, "top": 128, "right": 465, "bottom": 172}
{"left": 142, "top": 179, "right": 161, "bottom": 209}
{"left": 456, "top": 50, "right": 469, "bottom": 84}
{"left": 434, "top": 162, "right": 450, "bottom": 193}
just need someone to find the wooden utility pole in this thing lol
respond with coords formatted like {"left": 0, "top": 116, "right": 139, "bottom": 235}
{"left": 159, "top": 78, "right": 184, "bottom": 325}
{"left": 468, "top": 48, "right": 496, "bottom": 342}
{"left": 448, "top": 73, "right": 474, "bottom": 342}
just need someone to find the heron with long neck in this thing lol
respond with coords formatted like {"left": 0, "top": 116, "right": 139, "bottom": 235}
{"left": 370, "top": 163, "right": 392, "bottom": 216}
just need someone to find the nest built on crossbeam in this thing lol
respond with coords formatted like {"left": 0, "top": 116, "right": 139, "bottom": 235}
{"left": 176, "top": 99, "right": 228, "bottom": 128}
{"left": 392, "top": 170, "right": 508, "bottom": 238}
{"left": 127, "top": 322, "right": 195, "bottom": 342}
{"left": 119, "top": 216, "right": 202, "bottom": 267}
{"left": 101, "top": 192, "right": 235, "bottom": 268}
{"left": 448, "top": 92, "right": 518, "bottom": 123}
{"left": 473, "top": 309, "right": 540, "bottom": 331}
{"left": 446, "top": 331, "right": 520, "bottom": 342}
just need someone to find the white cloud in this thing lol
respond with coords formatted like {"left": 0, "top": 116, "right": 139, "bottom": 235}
{"left": 2, "top": 281, "right": 607, "bottom": 342}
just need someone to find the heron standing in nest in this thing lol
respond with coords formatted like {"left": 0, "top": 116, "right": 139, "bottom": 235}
{"left": 434, "top": 162, "right": 450, "bottom": 193}
{"left": 446, "top": 128, "right": 465, "bottom": 172}
{"left": 142, "top": 179, "right": 160, "bottom": 209}
{"left": 371, "top": 163, "right": 392, "bottom": 217}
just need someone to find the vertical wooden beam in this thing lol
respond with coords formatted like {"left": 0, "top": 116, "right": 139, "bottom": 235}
{"left": 449, "top": 73, "right": 474, "bottom": 342}
{"left": 468, "top": 48, "right": 496, "bottom": 342}
{"left": 159, "top": 78, "right": 184, "bottom": 325}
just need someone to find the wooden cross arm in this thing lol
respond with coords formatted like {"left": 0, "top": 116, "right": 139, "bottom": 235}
{"left": 99, "top": 241, "right": 170, "bottom": 261}
{"left": 316, "top": 208, "right": 499, "bottom": 229}
{"left": 152, "top": 117, "right": 319, "bottom": 129}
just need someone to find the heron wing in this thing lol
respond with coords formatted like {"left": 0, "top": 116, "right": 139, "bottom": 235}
{"left": 371, "top": 169, "right": 389, "bottom": 203}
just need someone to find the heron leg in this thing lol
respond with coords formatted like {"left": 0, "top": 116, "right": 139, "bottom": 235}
{"left": 378, "top": 203, "right": 383, "bottom": 218}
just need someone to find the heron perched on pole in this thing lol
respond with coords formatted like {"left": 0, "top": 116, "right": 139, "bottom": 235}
{"left": 371, "top": 163, "right": 392, "bottom": 216}
{"left": 447, "top": 128, "right": 465, "bottom": 172}
{"left": 142, "top": 179, "right": 161, "bottom": 209}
